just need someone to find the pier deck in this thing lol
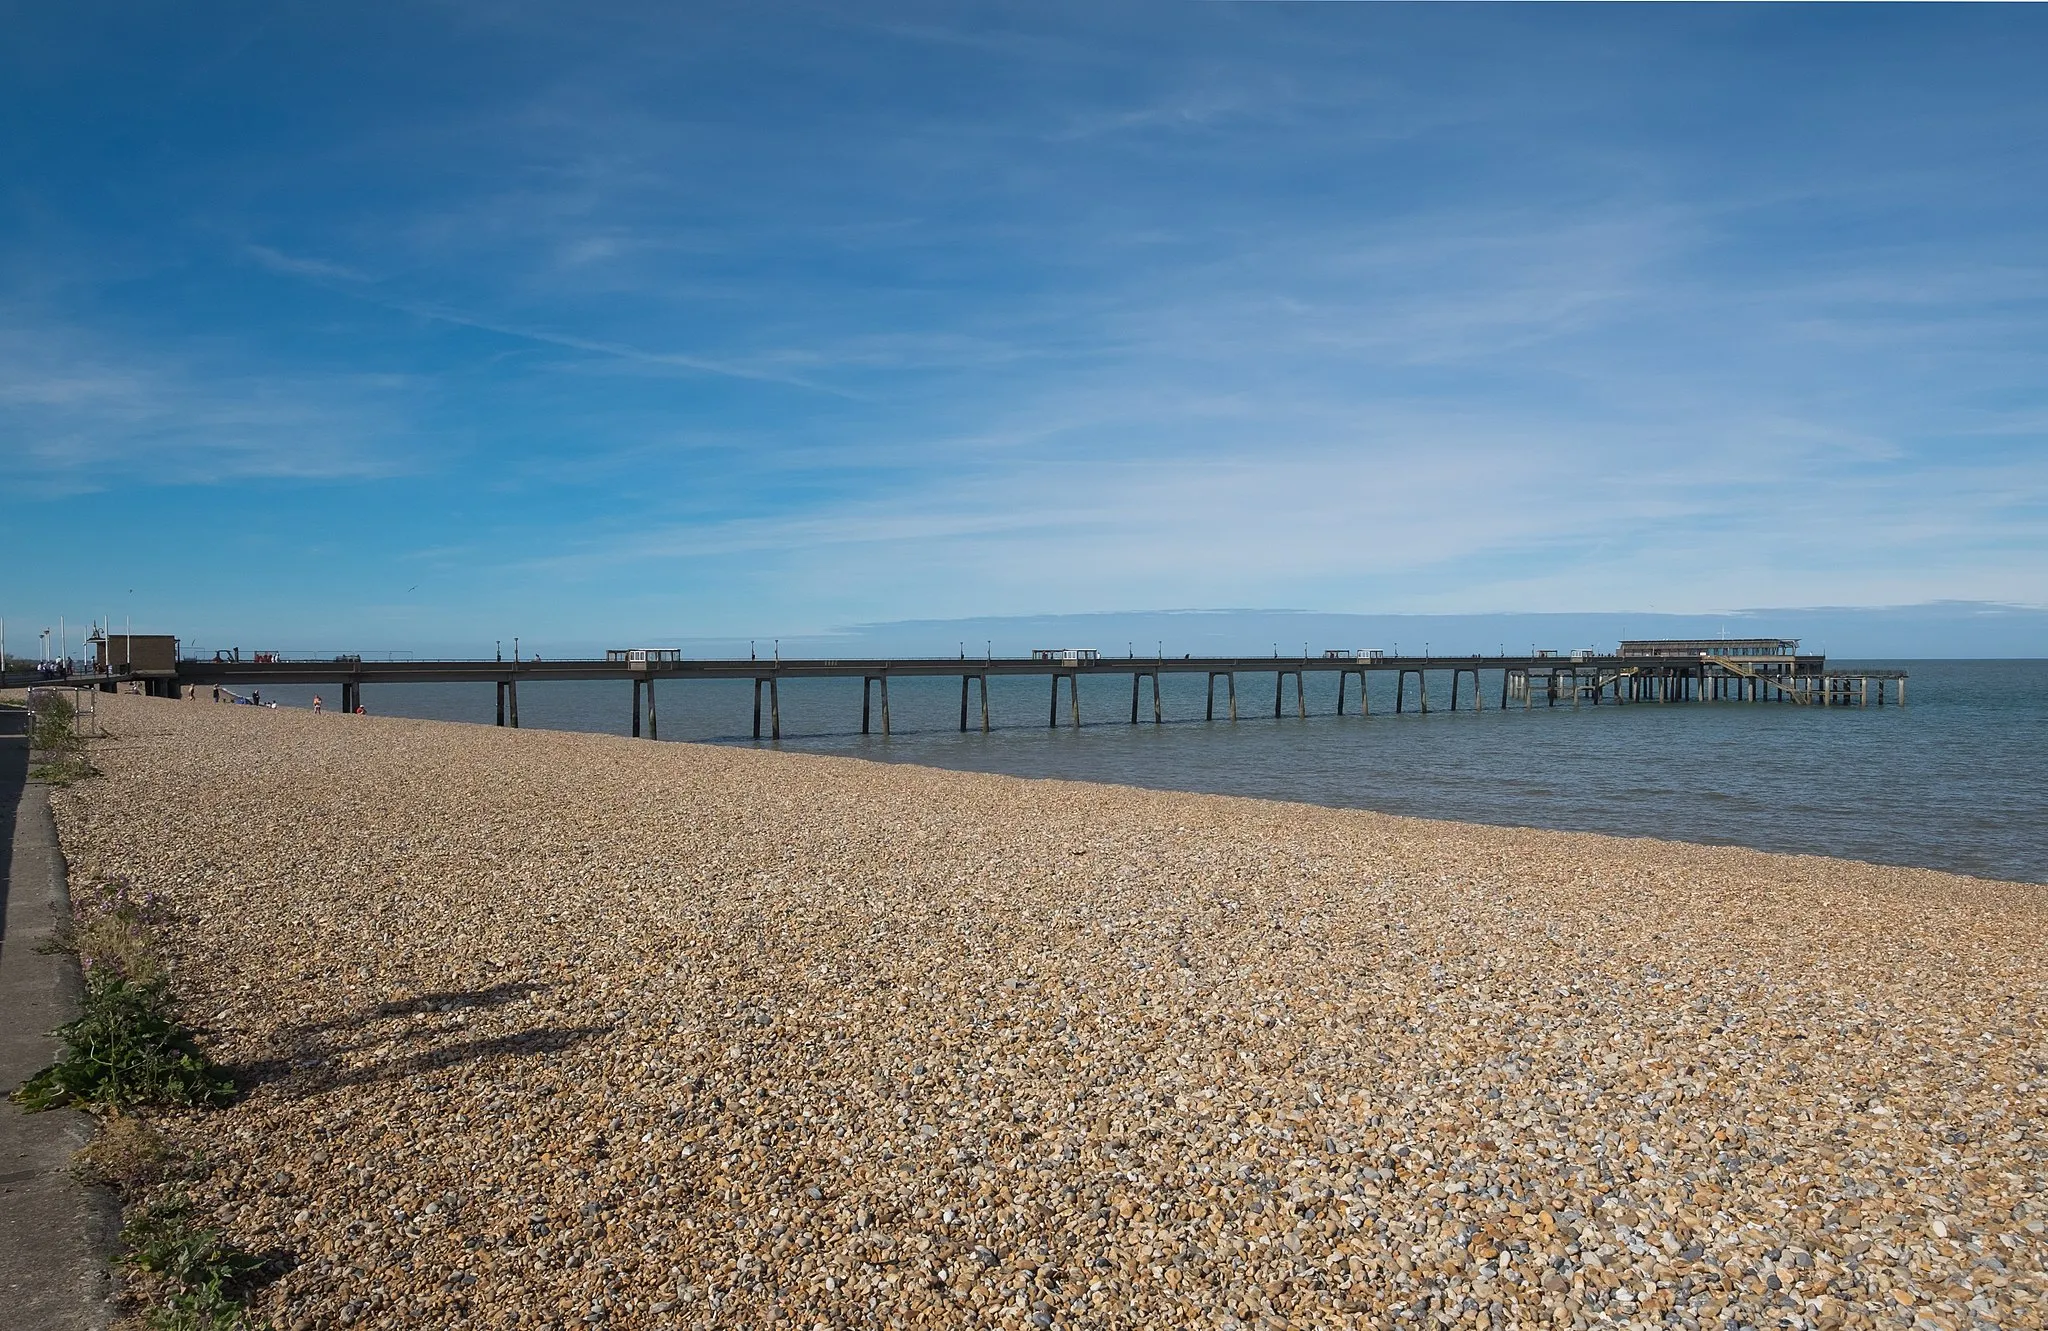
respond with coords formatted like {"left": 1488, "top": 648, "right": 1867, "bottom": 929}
{"left": 9, "top": 650, "right": 1908, "bottom": 740}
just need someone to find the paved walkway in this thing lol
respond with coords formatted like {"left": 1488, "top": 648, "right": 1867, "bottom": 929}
{"left": 0, "top": 706, "right": 117, "bottom": 1329}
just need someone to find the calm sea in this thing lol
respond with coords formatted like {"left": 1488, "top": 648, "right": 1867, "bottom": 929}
{"left": 237, "top": 660, "right": 2047, "bottom": 884}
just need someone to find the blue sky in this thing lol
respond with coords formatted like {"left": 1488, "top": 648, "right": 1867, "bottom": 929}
{"left": 4, "top": 3, "right": 2046, "bottom": 657}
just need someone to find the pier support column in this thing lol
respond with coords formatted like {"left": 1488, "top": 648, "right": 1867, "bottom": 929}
{"left": 496, "top": 681, "right": 506, "bottom": 727}
{"left": 960, "top": 674, "right": 990, "bottom": 732}
{"left": 1122, "top": 667, "right": 1155, "bottom": 720}
{"left": 1449, "top": 670, "right": 1460, "bottom": 712}
{"left": 507, "top": 679, "right": 519, "bottom": 728}
{"left": 864, "top": 675, "right": 897, "bottom": 737}
{"left": 646, "top": 678, "right": 658, "bottom": 740}
{"left": 1204, "top": 672, "right": 1236, "bottom": 722}
{"left": 1129, "top": 672, "right": 1160, "bottom": 724}
{"left": 1274, "top": 670, "right": 1305, "bottom": 718}
{"left": 1050, "top": 673, "right": 1080, "bottom": 727}
{"left": 755, "top": 677, "right": 783, "bottom": 739}
{"left": 630, "top": 680, "right": 640, "bottom": 737}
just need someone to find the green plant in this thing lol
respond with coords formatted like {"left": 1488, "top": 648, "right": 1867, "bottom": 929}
{"left": 29, "top": 689, "right": 79, "bottom": 751}
{"left": 31, "top": 751, "right": 98, "bottom": 786}
{"left": 122, "top": 1195, "right": 270, "bottom": 1330}
{"left": 12, "top": 974, "right": 234, "bottom": 1111}
{"left": 72, "top": 903, "right": 165, "bottom": 987}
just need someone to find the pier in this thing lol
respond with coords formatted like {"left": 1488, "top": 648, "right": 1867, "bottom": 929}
{"left": 12, "top": 638, "right": 1907, "bottom": 740}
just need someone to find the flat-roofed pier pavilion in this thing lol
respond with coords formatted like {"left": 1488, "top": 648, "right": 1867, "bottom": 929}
{"left": 17, "top": 638, "right": 1906, "bottom": 740}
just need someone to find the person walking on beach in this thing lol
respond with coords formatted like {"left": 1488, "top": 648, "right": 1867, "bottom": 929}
{"left": 312, "top": 695, "right": 323, "bottom": 714}
{"left": 211, "top": 684, "right": 221, "bottom": 703}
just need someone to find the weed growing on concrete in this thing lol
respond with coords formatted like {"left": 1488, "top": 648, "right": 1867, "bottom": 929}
{"left": 11, "top": 974, "right": 234, "bottom": 1110}
{"left": 121, "top": 1194, "right": 271, "bottom": 1330}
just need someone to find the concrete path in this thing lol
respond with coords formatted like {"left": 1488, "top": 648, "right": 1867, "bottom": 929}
{"left": 0, "top": 706, "right": 117, "bottom": 1329}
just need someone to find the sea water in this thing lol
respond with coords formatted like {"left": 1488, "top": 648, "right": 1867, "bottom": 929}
{"left": 236, "top": 659, "right": 2047, "bottom": 884}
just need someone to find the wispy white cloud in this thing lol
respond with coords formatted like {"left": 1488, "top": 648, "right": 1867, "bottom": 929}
{"left": 0, "top": 321, "right": 420, "bottom": 493}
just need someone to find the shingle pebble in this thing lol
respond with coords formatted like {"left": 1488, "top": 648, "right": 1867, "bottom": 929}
{"left": 46, "top": 694, "right": 2048, "bottom": 1329}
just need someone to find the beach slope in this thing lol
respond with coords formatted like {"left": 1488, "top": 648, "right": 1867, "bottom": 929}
{"left": 45, "top": 695, "right": 2048, "bottom": 1330}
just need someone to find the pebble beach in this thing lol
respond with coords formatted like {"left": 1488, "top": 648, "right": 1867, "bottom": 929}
{"left": 43, "top": 695, "right": 2048, "bottom": 1330}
